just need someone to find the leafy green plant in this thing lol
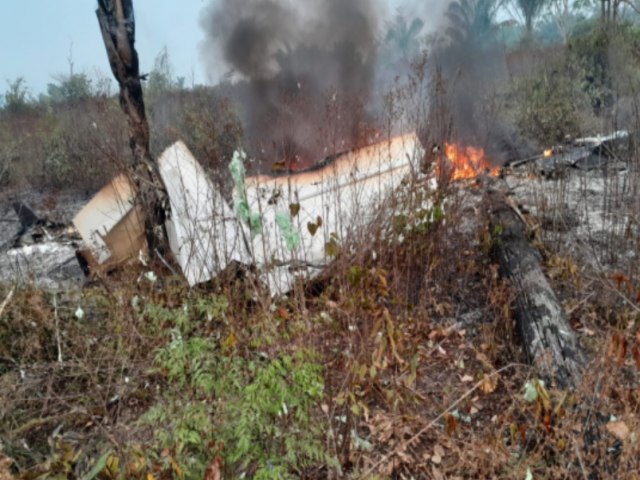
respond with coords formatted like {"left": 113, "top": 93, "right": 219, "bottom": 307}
{"left": 219, "top": 352, "right": 334, "bottom": 479}
{"left": 45, "top": 73, "right": 94, "bottom": 104}
{"left": 140, "top": 296, "right": 335, "bottom": 479}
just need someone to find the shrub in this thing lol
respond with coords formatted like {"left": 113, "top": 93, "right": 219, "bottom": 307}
{"left": 148, "top": 85, "right": 243, "bottom": 192}
{"left": 512, "top": 66, "right": 591, "bottom": 143}
{"left": 568, "top": 20, "right": 640, "bottom": 113}
{"left": 140, "top": 295, "right": 335, "bottom": 479}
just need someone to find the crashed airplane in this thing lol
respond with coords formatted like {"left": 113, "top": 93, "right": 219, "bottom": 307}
{"left": 72, "top": 133, "right": 425, "bottom": 293}
{"left": 4, "top": 128, "right": 628, "bottom": 292}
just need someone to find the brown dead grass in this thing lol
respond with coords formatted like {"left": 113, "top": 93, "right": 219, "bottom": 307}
{"left": 1, "top": 173, "right": 640, "bottom": 479}
{"left": 0, "top": 448, "right": 13, "bottom": 480}
{"left": 4, "top": 32, "right": 640, "bottom": 478}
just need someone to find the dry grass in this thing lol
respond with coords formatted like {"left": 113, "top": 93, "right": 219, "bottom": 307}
{"left": 2, "top": 34, "right": 640, "bottom": 479}
{"left": 1, "top": 165, "right": 640, "bottom": 478}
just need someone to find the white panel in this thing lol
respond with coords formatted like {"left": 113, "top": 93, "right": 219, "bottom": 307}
{"left": 158, "top": 141, "right": 247, "bottom": 286}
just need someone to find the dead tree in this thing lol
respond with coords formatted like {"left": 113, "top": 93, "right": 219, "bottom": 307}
{"left": 486, "top": 186, "right": 585, "bottom": 389}
{"left": 96, "top": 0, "right": 166, "bottom": 253}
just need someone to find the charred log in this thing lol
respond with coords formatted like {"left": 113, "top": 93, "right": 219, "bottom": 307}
{"left": 486, "top": 185, "right": 585, "bottom": 389}
{"left": 95, "top": 0, "right": 167, "bottom": 253}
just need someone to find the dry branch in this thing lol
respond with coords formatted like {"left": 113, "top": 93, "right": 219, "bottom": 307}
{"left": 0, "top": 287, "right": 14, "bottom": 319}
{"left": 95, "top": 0, "right": 167, "bottom": 253}
{"left": 486, "top": 184, "right": 585, "bottom": 389}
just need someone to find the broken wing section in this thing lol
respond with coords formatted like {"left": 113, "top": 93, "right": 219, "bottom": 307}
{"left": 243, "top": 133, "right": 425, "bottom": 294}
{"left": 158, "top": 141, "right": 247, "bottom": 286}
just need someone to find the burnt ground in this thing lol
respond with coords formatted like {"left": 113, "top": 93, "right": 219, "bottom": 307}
{"left": 0, "top": 189, "right": 89, "bottom": 248}
{"left": 0, "top": 190, "right": 89, "bottom": 289}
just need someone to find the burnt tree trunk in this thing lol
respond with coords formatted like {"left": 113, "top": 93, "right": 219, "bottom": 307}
{"left": 486, "top": 186, "right": 585, "bottom": 389}
{"left": 96, "top": 0, "right": 166, "bottom": 253}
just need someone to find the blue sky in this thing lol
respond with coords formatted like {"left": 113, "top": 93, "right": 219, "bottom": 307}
{"left": 0, "top": 0, "right": 432, "bottom": 96}
{"left": 0, "top": 1, "right": 209, "bottom": 95}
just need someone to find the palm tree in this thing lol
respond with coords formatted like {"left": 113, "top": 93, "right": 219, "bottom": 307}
{"left": 385, "top": 12, "right": 425, "bottom": 61}
{"left": 515, "top": 0, "right": 548, "bottom": 38}
{"left": 445, "top": 0, "right": 503, "bottom": 47}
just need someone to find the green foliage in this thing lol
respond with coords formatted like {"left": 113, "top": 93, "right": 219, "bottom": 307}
{"left": 512, "top": 64, "right": 590, "bottom": 143}
{"left": 515, "top": 0, "right": 548, "bottom": 35}
{"left": 146, "top": 47, "right": 179, "bottom": 103}
{"left": 45, "top": 73, "right": 93, "bottom": 104}
{"left": 384, "top": 12, "right": 425, "bottom": 60}
{"left": 507, "top": 18, "right": 640, "bottom": 144}
{"left": 220, "top": 352, "right": 333, "bottom": 479}
{"left": 568, "top": 20, "right": 640, "bottom": 109}
{"left": 446, "top": 0, "right": 503, "bottom": 47}
{"left": 140, "top": 295, "right": 335, "bottom": 479}
{"left": 3, "top": 77, "right": 31, "bottom": 114}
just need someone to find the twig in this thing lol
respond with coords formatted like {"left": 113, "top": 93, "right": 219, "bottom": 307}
{"left": 361, "top": 363, "right": 522, "bottom": 477}
{"left": 584, "top": 273, "right": 640, "bottom": 315}
{"left": 0, "top": 287, "right": 15, "bottom": 320}
{"left": 154, "top": 247, "right": 180, "bottom": 278}
{"left": 53, "top": 294, "right": 63, "bottom": 363}
{"left": 9, "top": 409, "right": 87, "bottom": 438}
{"left": 505, "top": 194, "right": 532, "bottom": 232}
{"left": 565, "top": 290, "right": 596, "bottom": 316}
{"left": 573, "top": 438, "right": 588, "bottom": 480}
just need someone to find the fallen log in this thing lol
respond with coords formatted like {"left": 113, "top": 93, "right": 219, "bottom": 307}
{"left": 486, "top": 184, "right": 585, "bottom": 389}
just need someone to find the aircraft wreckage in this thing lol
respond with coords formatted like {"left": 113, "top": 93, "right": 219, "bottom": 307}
{"left": 1, "top": 129, "right": 628, "bottom": 293}
{"left": 68, "top": 132, "right": 426, "bottom": 294}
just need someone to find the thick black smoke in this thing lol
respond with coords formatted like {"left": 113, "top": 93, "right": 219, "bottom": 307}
{"left": 424, "top": 0, "right": 535, "bottom": 164}
{"left": 200, "top": 0, "right": 382, "bottom": 169}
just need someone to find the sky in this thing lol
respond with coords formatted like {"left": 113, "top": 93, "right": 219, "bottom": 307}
{"left": 0, "top": 1, "right": 209, "bottom": 96}
{"left": 0, "top": 0, "right": 429, "bottom": 97}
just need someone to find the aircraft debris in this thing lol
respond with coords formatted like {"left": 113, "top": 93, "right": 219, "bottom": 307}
{"left": 508, "top": 130, "right": 630, "bottom": 175}
{"left": 72, "top": 174, "right": 145, "bottom": 268}
{"left": 69, "top": 133, "right": 425, "bottom": 294}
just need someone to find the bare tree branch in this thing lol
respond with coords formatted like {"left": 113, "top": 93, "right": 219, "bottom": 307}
{"left": 96, "top": 0, "right": 167, "bottom": 254}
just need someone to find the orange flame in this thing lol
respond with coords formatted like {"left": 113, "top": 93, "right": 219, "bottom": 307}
{"left": 543, "top": 148, "right": 553, "bottom": 158}
{"left": 440, "top": 143, "right": 499, "bottom": 181}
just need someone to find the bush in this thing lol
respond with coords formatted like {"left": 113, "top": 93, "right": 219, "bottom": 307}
{"left": 568, "top": 20, "right": 640, "bottom": 113}
{"left": 0, "top": 135, "right": 18, "bottom": 188}
{"left": 0, "top": 96, "right": 126, "bottom": 192}
{"left": 140, "top": 295, "right": 336, "bottom": 479}
{"left": 148, "top": 86, "right": 243, "bottom": 190}
{"left": 3, "top": 77, "right": 32, "bottom": 115}
{"left": 511, "top": 65, "right": 591, "bottom": 143}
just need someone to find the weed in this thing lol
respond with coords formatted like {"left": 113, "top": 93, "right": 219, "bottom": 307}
{"left": 139, "top": 295, "right": 336, "bottom": 479}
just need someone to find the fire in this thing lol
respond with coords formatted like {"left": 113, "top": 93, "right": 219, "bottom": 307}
{"left": 543, "top": 148, "right": 553, "bottom": 158}
{"left": 440, "top": 143, "right": 499, "bottom": 181}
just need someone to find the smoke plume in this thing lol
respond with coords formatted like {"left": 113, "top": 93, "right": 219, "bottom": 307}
{"left": 200, "top": 0, "right": 382, "bottom": 169}
{"left": 425, "top": 0, "right": 534, "bottom": 163}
